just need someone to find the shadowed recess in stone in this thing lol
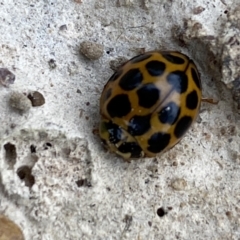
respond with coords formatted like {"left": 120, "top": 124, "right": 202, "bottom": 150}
{"left": 30, "top": 144, "right": 36, "bottom": 153}
{"left": 157, "top": 207, "right": 167, "bottom": 217}
{"left": 3, "top": 142, "right": 17, "bottom": 168}
{"left": 174, "top": 116, "right": 193, "bottom": 139}
{"left": 17, "top": 165, "right": 35, "bottom": 188}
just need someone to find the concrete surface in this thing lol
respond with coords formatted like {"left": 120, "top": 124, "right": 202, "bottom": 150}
{"left": 0, "top": 0, "right": 239, "bottom": 239}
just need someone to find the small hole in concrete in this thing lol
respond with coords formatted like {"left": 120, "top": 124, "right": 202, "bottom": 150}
{"left": 17, "top": 166, "right": 35, "bottom": 188}
{"left": 46, "top": 142, "right": 52, "bottom": 147}
{"left": 30, "top": 144, "right": 36, "bottom": 153}
{"left": 157, "top": 207, "right": 167, "bottom": 217}
{"left": 76, "top": 179, "right": 85, "bottom": 187}
{"left": 43, "top": 142, "right": 52, "bottom": 150}
{"left": 3, "top": 142, "right": 17, "bottom": 167}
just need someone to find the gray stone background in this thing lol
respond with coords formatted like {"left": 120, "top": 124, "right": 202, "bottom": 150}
{"left": 0, "top": 0, "right": 240, "bottom": 239}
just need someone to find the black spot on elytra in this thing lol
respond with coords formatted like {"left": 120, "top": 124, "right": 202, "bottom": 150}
{"left": 158, "top": 102, "right": 180, "bottom": 125}
{"left": 162, "top": 53, "right": 185, "bottom": 64}
{"left": 104, "top": 121, "right": 122, "bottom": 144}
{"left": 119, "top": 68, "right": 143, "bottom": 90}
{"left": 167, "top": 71, "right": 188, "bottom": 93}
{"left": 147, "top": 132, "right": 171, "bottom": 153}
{"left": 186, "top": 90, "right": 198, "bottom": 110}
{"left": 174, "top": 116, "right": 193, "bottom": 139}
{"left": 191, "top": 67, "right": 201, "bottom": 90}
{"left": 107, "top": 94, "right": 131, "bottom": 118}
{"left": 76, "top": 179, "right": 85, "bottom": 187}
{"left": 128, "top": 114, "right": 151, "bottom": 136}
{"left": 146, "top": 60, "right": 166, "bottom": 76}
{"left": 137, "top": 83, "right": 160, "bottom": 108}
{"left": 118, "top": 142, "right": 143, "bottom": 158}
{"left": 130, "top": 53, "right": 152, "bottom": 64}
{"left": 109, "top": 68, "right": 123, "bottom": 82}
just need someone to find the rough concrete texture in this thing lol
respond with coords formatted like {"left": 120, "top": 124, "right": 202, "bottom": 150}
{"left": 0, "top": 0, "right": 240, "bottom": 239}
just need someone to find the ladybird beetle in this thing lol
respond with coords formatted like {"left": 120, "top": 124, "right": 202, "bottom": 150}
{"left": 99, "top": 51, "right": 202, "bottom": 159}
